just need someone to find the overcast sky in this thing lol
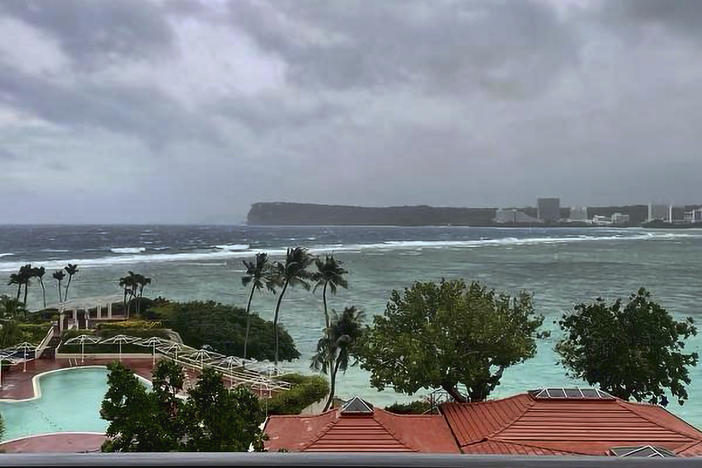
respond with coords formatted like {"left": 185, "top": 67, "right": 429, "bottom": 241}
{"left": 0, "top": 0, "right": 700, "bottom": 223}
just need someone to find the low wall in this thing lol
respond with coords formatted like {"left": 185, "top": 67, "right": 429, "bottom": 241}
{"left": 55, "top": 352, "right": 155, "bottom": 360}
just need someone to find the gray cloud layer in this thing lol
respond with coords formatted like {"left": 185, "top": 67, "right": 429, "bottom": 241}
{"left": 0, "top": 0, "right": 700, "bottom": 223}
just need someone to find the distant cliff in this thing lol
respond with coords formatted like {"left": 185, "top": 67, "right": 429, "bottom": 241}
{"left": 247, "top": 202, "right": 498, "bottom": 226}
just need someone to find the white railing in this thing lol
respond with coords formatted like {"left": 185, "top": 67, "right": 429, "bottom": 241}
{"left": 34, "top": 326, "right": 55, "bottom": 359}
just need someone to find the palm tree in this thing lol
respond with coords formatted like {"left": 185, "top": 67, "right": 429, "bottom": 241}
{"left": 18, "top": 264, "right": 33, "bottom": 309}
{"left": 241, "top": 253, "right": 277, "bottom": 359}
{"left": 271, "top": 247, "right": 314, "bottom": 367}
{"left": 52, "top": 270, "right": 65, "bottom": 303}
{"left": 312, "top": 255, "right": 349, "bottom": 330}
{"left": 7, "top": 274, "right": 22, "bottom": 301}
{"left": 134, "top": 273, "right": 151, "bottom": 315}
{"left": 118, "top": 272, "right": 138, "bottom": 318}
{"left": 33, "top": 266, "right": 47, "bottom": 309}
{"left": 63, "top": 264, "right": 79, "bottom": 300}
{"left": 311, "top": 306, "right": 365, "bottom": 411}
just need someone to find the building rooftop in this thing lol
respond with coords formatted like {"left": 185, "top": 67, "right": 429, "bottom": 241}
{"left": 264, "top": 397, "right": 460, "bottom": 453}
{"left": 441, "top": 390, "right": 702, "bottom": 457}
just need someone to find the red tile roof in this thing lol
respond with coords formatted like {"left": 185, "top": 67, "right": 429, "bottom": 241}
{"left": 264, "top": 407, "right": 460, "bottom": 453}
{"left": 441, "top": 392, "right": 702, "bottom": 456}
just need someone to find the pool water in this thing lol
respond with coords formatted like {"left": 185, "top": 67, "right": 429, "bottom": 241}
{"left": 0, "top": 367, "right": 114, "bottom": 441}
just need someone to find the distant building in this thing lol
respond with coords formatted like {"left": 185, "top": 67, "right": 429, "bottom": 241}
{"left": 648, "top": 204, "right": 671, "bottom": 222}
{"left": 494, "top": 208, "right": 539, "bottom": 224}
{"left": 592, "top": 215, "right": 612, "bottom": 225}
{"left": 537, "top": 198, "right": 561, "bottom": 223}
{"left": 569, "top": 206, "right": 588, "bottom": 221}
{"left": 685, "top": 208, "right": 702, "bottom": 223}
{"left": 611, "top": 213, "right": 630, "bottom": 225}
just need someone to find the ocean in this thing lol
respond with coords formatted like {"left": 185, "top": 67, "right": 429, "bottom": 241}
{"left": 1, "top": 225, "right": 701, "bottom": 424}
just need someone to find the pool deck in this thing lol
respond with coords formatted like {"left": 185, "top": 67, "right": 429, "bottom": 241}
{"left": 0, "top": 433, "right": 107, "bottom": 453}
{"left": 0, "top": 358, "right": 155, "bottom": 400}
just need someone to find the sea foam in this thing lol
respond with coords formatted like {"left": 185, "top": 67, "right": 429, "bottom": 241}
{"left": 110, "top": 247, "right": 146, "bottom": 254}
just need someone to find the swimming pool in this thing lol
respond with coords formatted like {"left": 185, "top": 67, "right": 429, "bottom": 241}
{"left": 0, "top": 366, "right": 140, "bottom": 442}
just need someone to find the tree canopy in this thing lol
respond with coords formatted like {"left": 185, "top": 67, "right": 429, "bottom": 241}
{"left": 101, "top": 361, "right": 266, "bottom": 452}
{"left": 556, "top": 288, "right": 698, "bottom": 406}
{"left": 357, "top": 279, "right": 545, "bottom": 402}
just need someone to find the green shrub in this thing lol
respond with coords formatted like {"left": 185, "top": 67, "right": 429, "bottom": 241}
{"left": 17, "top": 323, "right": 51, "bottom": 344}
{"left": 97, "top": 320, "right": 163, "bottom": 330}
{"left": 267, "top": 374, "right": 329, "bottom": 415}
{"left": 145, "top": 300, "right": 299, "bottom": 362}
{"left": 385, "top": 400, "right": 436, "bottom": 414}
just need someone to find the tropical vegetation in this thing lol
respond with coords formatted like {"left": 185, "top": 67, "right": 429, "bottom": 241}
{"left": 357, "top": 278, "right": 546, "bottom": 403}
{"left": 556, "top": 288, "right": 698, "bottom": 406}
{"left": 241, "top": 253, "right": 276, "bottom": 360}
{"left": 101, "top": 360, "right": 266, "bottom": 452}
{"left": 267, "top": 373, "right": 330, "bottom": 415}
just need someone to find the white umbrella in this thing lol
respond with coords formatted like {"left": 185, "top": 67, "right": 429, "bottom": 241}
{"left": 64, "top": 334, "right": 101, "bottom": 364}
{"left": 214, "top": 356, "right": 246, "bottom": 388}
{"left": 157, "top": 342, "right": 187, "bottom": 363}
{"left": 185, "top": 348, "right": 221, "bottom": 370}
{"left": 99, "top": 335, "right": 137, "bottom": 361}
{"left": 137, "top": 337, "right": 171, "bottom": 367}
{"left": 11, "top": 342, "right": 36, "bottom": 373}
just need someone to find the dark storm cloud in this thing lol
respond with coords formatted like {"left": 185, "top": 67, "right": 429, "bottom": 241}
{"left": 0, "top": 64, "right": 220, "bottom": 147}
{"left": 229, "top": 0, "right": 577, "bottom": 98}
{"left": 0, "top": 0, "right": 174, "bottom": 67}
{"left": 0, "top": 0, "right": 701, "bottom": 223}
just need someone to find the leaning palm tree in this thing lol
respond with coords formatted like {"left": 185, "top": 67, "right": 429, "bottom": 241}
{"left": 118, "top": 272, "right": 138, "bottom": 318}
{"left": 52, "top": 270, "right": 65, "bottom": 303}
{"left": 7, "top": 273, "right": 22, "bottom": 301}
{"left": 312, "top": 255, "right": 349, "bottom": 330}
{"left": 18, "top": 264, "right": 33, "bottom": 309}
{"left": 51, "top": 270, "right": 66, "bottom": 304}
{"left": 133, "top": 273, "right": 151, "bottom": 315}
{"left": 311, "top": 306, "right": 365, "bottom": 411}
{"left": 271, "top": 247, "right": 314, "bottom": 367}
{"left": 241, "top": 253, "right": 277, "bottom": 359}
{"left": 63, "top": 263, "right": 79, "bottom": 300}
{"left": 33, "top": 266, "right": 47, "bottom": 309}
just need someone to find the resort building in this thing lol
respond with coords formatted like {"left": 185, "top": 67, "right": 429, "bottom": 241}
{"left": 610, "top": 212, "right": 630, "bottom": 225}
{"left": 265, "top": 397, "right": 459, "bottom": 453}
{"left": 568, "top": 206, "right": 588, "bottom": 222}
{"left": 685, "top": 208, "right": 702, "bottom": 223}
{"left": 648, "top": 203, "right": 671, "bottom": 222}
{"left": 537, "top": 198, "right": 561, "bottom": 223}
{"left": 494, "top": 208, "right": 539, "bottom": 224}
{"left": 265, "top": 390, "right": 702, "bottom": 457}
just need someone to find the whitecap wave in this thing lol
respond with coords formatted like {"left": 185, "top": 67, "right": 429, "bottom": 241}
{"left": 110, "top": 247, "right": 146, "bottom": 254}
{"left": 214, "top": 244, "right": 250, "bottom": 251}
{"left": 0, "top": 253, "right": 13, "bottom": 258}
{"left": 0, "top": 231, "right": 698, "bottom": 272}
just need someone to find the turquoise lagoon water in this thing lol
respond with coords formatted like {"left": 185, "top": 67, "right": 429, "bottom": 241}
{"left": 0, "top": 367, "right": 112, "bottom": 441}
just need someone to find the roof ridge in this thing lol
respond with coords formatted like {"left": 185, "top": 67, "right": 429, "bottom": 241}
{"left": 267, "top": 411, "right": 335, "bottom": 419}
{"left": 485, "top": 437, "right": 587, "bottom": 456}
{"left": 676, "top": 439, "right": 702, "bottom": 455}
{"left": 485, "top": 395, "right": 535, "bottom": 439}
{"left": 299, "top": 413, "right": 339, "bottom": 451}
{"left": 376, "top": 408, "right": 440, "bottom": 418}
{"left": 371, "top": 410, "right": 415, "bottom": 452}
{"left": 617, "top": 400, "right": 702, "bottom": 440}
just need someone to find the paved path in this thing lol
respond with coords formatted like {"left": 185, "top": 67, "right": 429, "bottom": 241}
{"left": 0, "top": 433, "right": 106, "bottom": 453}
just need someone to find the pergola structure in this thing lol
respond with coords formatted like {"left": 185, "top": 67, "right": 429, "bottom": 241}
{"left": 59, "top": 335, "right": 291, "bottom": 393}
{"left": 44, "top": 294, "right": 127, "bottom": 332}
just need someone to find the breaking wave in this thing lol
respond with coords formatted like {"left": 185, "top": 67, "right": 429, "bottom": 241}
{"left": 0, "top": 231, "right": 698, "bottom": 272}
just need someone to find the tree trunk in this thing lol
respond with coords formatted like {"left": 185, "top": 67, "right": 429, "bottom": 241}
{"left": 23, "top": 283, "right": 28, "bottom": 307}
{"left": 323, "top": 355, "right": 342, "bottom": 412}
{"left": 40, "top": 279, "right": 46, "bottom": 308}
{"left": 322, "top": 282, "right": 329, "bottom": 329}
{"left": 272, "top": 280, "right": 289, "bottom": 367}
{"left": 57, "top": 281, "right": 62, "bottom": 303}
{"left": 16, "top": 284, "right": 21, "bottom": 300}
{"left": 442, "top": 383, "right": 468, "bottom": 403}
{"left": 64, "top": 276, "right": 72, "bottom": 301}
{"left": 243, "top": 285, "right": 256, "bottom": 360}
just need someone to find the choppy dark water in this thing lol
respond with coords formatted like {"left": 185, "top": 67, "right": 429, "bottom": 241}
{"left": 1, "top": 225, "right": 701, "bottom": 424}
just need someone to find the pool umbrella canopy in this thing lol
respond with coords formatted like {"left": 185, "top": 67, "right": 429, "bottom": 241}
{"left": 156, "top": 342, "right": 188, "bottom": 362}
{"left": 184, "top": 348, "right": 223, "bottom": 369}
{"left": 213, "top": 356, "right": 247, "bottom": 388}
{"left": 100, "top": 335, "right": 137, "bottom": 361}
{"left": 9, "top": 342, "right": 36, "bottom": 372}
{"left": 64, "top": 335, "right": 101, "bottom": 363}
{"left": 0, "top": 351, "right": 21, "bottom": 388}
{"left": 137, "top": 337, "right": 172, "bottom": 366}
